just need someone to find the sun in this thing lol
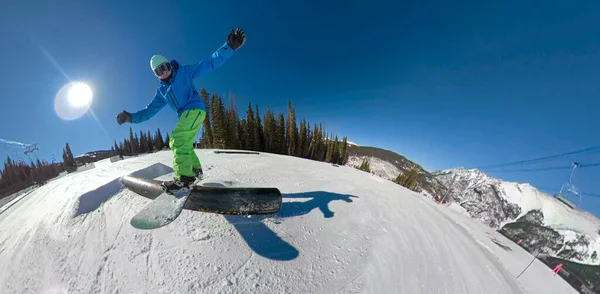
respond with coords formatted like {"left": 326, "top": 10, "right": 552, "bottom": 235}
{"left": 68, "top": 82, "right": 93, "bottom": 108}
{"left": 54, "top": 81, "right": 94, "bottom": 120}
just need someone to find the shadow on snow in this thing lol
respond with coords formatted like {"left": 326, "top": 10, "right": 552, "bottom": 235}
{"left": 73, "top": 163, "right": 173, "bottom": 217}
{"left": 279, "top": 192, "right": 358, "bottom": 219}
{"left": 194, "top": 183, "right": 359, "bottom": 261}
{"left": 75, "top": 165, "right": 358, "bottom": 262}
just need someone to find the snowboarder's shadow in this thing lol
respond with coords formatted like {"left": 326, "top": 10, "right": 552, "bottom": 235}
{"left": 278, "top": 192, "right": 358, "bottom": 218}
{"left": 205, "top": 183, "right": 358, "bottom": 262}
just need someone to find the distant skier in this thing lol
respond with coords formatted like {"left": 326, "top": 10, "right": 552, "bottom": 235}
{"left": 116, "top": 28, "right": 246, "bottom": 193}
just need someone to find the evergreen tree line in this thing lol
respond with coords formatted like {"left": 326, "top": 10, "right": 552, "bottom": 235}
{"left": 62, "top": 143, "right": 76, "bottom": 172}
{"left": 358, "top": 159, "right": 371, "bottom": 173}
{"left": 395, "top": 168, "right": 418, "bottom": 190}
{"left": 196, "top": 89, "right": 350, "bottom": 165}
{"left": 110, "top": 127, "right": 170, "bottom": 158}
{"left": 0, "top": 155, "right": 62, "bottom": 199}
{"left": 1, "top": 88, "right": 352, "bottom": 199}
{"left": 357, "top": 157, "right": 419, "bottom": 191}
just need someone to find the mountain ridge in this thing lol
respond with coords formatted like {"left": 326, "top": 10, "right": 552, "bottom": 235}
{"left": 347, "top": 145, "right": 600, "bottom": 269}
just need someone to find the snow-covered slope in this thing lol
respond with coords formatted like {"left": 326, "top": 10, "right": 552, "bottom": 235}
{"left": 347, "top": 155, "right": 400, "bottom": 180}
{"left": 0, "top": 150, "right": 578, "bottom": 293}
{"left": 434, "top": 168, "right": 600, "bottom": 266}
{"left": 346, "top": 146, "right": 449, "bottom": 199}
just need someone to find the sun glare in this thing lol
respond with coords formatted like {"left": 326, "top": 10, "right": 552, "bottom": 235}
{"left": 54, "top": 81, "right": 93, "bottom": 120}
{"left": 68, "top": 83, "right": 93, "bottom": 108}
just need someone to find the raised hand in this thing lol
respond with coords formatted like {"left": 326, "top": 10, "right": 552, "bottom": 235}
{"left": 227, "top": 28, "right": 246, "bottom": 50}
{"left": 116, "top": 110, "right": 132, "bottom": 125}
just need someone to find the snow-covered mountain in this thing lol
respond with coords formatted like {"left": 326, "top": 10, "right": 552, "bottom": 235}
{"left": 346, "top": 146, "right": 448, "bottom": 198}
{"left": 0, "top": 149, "right": 579, "bottom": 293}
{"left": 433, "top": 168, "right": 600, "bottom": 266}
{"left": 345, "top": 146, "right": 600, "bottom": 269}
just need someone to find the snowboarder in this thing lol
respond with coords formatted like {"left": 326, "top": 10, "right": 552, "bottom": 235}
{"left": 116, "top": 28, "right": 246, "bottom": 193}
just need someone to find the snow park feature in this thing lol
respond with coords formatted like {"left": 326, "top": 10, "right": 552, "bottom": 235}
{"left": 0, "top": 150, "right": 581, "bottom": 293}
{"left": 121, "top": 175, "right": 282, "bottom": 229}
{"left": 214, "top": 150, "right": 260, "bottom": 155}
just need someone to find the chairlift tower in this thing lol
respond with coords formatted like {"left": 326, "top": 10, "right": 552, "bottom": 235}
{"left": 556, "top": 162, "right": 581, "bottom": 208}
{"left": 23, "top": 143, "right": 39, "bottom": 155}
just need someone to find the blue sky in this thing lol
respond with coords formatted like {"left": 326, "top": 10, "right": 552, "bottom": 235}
{"left": 1, "top": 1, "right": 600, "bottom": 216}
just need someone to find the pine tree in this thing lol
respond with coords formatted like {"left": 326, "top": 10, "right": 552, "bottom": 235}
{"left": 147, "top": 130, "right": 154, "bottom": 152}
{"left": 139, "top": 130, "right": 147, "bottom": 153}
{"left": 306, "top": 122, "right": 312, "bottom": 158}
{"left": 309, "top": 123, "right": 326, "bottom": 161}
{"left": 317, "top": 123, "right": 325, "bottom": 161}
{"left": 223, "top": 106, "right": 232, "bottom": 148}
{"left": 200, "top": 88, "right": 213, "bottom": 148}
{"left": 155, "top": 128, "right": 165, "bottom": 150}
{"left": 164, "top": 132, "right": 170, "bottom": 149}
{"left": 134, "top": 133, "right": 140, "bottom": 154}
{"left": 298, "top": 119, "right": 308, "bottom": 158}
{"left": 245, "top": 102, "right": 256, "bottom": 150}
{"left": 118, "top": 141, "right": 125, "bottom": 155}
{"left": 62, "top": 143, "right": 77, "bottom": 172}
{"left": 286, "top": 101, "right": 298, "bottom": 156}
{"left": 331, "top": 136, "right": 341, "bottom": 164}
{"left": 128, "top": 127, "right": 137, "bottom": 155}
{"left": 255, "top": 105, "right": 264, "bottom": 151}
{"left": 227, "top": 97, "right": 240, "bottom": 149}
{"left": 275, "top": 113, "right": 286, "bottom": 154}
{"left": 395, "top": 168, "right": 419, "bottom": 190}
{"left": 239, "top": 119, "right": 249, "bottom": 150}
{"left": 65, "top": 143, "right": 75, "bottom": 165}
{"left": 325, "top": 139, "right": 333, "bottom": 163}
{"left": 340, "top": 136, "right": 349, "bottom": 164}
{"left": 113, "top": 140, "right": 120, "bottom": 157}
{"left": 211, "top": 94, "right": 227, "bottom": 149}
{"left": 263, "top": 106, "right": 276, "bottom": 153}
{"left": 358, "top": 159, "right": 371, "bottom": 172}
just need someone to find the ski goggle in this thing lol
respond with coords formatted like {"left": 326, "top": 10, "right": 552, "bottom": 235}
{"left": 153, "top": 62, "right": 172, "bottom": 77}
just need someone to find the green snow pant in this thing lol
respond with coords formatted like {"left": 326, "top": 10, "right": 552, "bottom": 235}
{"left": 169, "top": 109, "right": 205, "bottom": 180}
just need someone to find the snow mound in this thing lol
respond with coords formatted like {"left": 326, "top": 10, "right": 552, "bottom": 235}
{"left": 0, "top": 150, "right": 577, "bottom": 293}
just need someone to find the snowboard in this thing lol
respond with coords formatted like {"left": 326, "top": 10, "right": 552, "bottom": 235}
{"left": 120, "top": 175, "right": 282, "bottom": 230}
{"left": 129, "top": 179, "right": 198, "bottom": 230}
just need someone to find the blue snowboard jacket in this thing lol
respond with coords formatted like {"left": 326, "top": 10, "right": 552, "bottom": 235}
{"left": 130, "top": 42, "right": 235, "bottom": 123}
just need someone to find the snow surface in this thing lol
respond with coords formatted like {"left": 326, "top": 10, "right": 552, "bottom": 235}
{"left": 0, "top": 150, "right": 578, "bottom": 293}
{"left": 436, "top": 203, "right": 578, "bottom": 294}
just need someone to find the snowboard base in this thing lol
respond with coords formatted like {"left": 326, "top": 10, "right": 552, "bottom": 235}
{"left": 130, "top": 186, "right": 192, "bottom": 230}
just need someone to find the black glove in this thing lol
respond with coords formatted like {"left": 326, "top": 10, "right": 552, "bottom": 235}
{"left": 116, "top": 110, "right": 132, "bottom": 125}
{"left": 227, "top": 28, "right": 246, "bottom": 50}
